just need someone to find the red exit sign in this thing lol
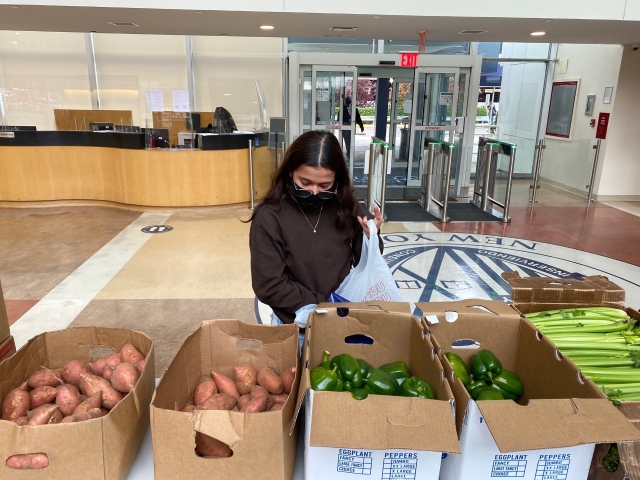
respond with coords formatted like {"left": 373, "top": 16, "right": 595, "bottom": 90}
{"left": 400, "top": 52, "right": 418, "bottom": 67}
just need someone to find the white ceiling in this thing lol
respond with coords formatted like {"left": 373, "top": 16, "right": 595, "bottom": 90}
{"left": 0, "top": 5, "right": 639, "bottom": 45}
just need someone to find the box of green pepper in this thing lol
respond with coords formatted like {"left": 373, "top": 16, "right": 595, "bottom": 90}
{"left": 418, "top": 299, "right": 640, "bottom": 480}
{"left": 293, "top": 304, "right": 460, "bottom": 480}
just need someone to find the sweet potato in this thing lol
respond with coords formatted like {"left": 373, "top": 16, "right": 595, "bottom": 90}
{"left": 195, "top": 432, "right": 233, "bottom": 458}
{"left": 72, "top": 391, "right": 102, "bottom": 415}
{"left": 240, "top": 395, "right": 267, "bottom": 413}
{"left": 56, "top": 384, "right": 83, "bottom": 417}
{"left": 182, "top": 405, "right": 196, "bottom": 413}
{"left": 2, "top": 384, "right": 30, "bottom": 421}
{"left": 194, "top": 378, "right": 218, "bottom": 406}
{"left": 79, "top": 373, "right": 123, "bottom": 409}
{"left": 6, "top": 453, "right": 49, "bottom": 470}
{"left": 27, "top": 368, "right": 63, "bottom": 389}
{"left": 237, "top": 394, "right": 251, "bottom": 410}
{"left": 211, "top": 371, "right": 240, "bottom": 400}
{"left": 197, "top": 393, "right": 237, "bottom": 411}
{"left": 257, "top": 367, "right": 284, "bottom": 394}
{"left": 62, "top": 360, "right": 91, "bottom": 386}
{"left": 121, "top": 343, "right": 145, "bottom": 364}
{"left": 60, "top": 408, "right": 104, "bottom": 423}
{"left": 271, "top": 403, "right": 285, "bottom": 412}
{"left": 234, "top": 365, "right": 257, "bottom": 395}
{"left": 103, "top": 365, "right": 115, "bottom": 381}
{"left": 14, "top": 416, "right": 28, "bottom": 426}
{"left": 250, "top": 385, "right": 274, "bottom": 411}
{"left": 110, "top": 362, "right": 140, "bottom": 393}
{"left": 48, "top": 409, "right": 64, "bottom": 424}
{"left": 281, "top": 367, "right": 296, "bottom": 394}
{"left": 29, "top": 386, "right": 58, "bottom": 409}
{"left": 27, "top": 404, "right": 58, "bottom": 426}
{"left": 134, "top": 359, "right": 146, "bottom": 375}
{"left": 270, "top": 393, "right": 289, "bottom": 405}
{"left": 88, "top": 352, "right": 122, "bottom": 377}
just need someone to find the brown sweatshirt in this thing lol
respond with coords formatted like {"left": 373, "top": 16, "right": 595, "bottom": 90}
{"left": 250, "top": 196, "right": 381, "bottom": 324}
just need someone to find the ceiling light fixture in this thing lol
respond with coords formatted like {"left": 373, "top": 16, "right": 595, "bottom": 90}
{"left": 330, "top": 26, "right": 358, "bottom": 32}
{"left": 108, "top": 22, "right": 139, "bottom": 27}
{"left": 373, "top": 16, "right": 380, "bottom": 19}
{"left": 458, "top": 30, "right": 487, "bottom": 34}
{"left": 224, "top": 93, "right": 232, "bottom": 96}
{"left": 531, "top": 31, "right": 546, "bottom": 36}
{"left": 11, "top": 41, "right": 17, "bottom": 44}
{"left": 15, "top": 32, "right": 20, "bottom": 35}
{"left": 544, "top": 19, "right": 553, "bottom": 23}
{"left": 260, "top": 25, "right": 274, "bottom": 30}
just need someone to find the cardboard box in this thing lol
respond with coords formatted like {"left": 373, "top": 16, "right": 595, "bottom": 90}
{"left": 316, "top": 301, "right": 412, "bottom": 314}
{"left": 150, "top": 320, "right": 300, "bottom": 480}
{"left": 0, "top": 327, "right": 155, "bottom": 480}
{"left": 297, "top": 306, "right": 460, "bottom": 480}
{"left": 418, "top": 299, "right": 640, "bottom": 480}
{"left": 0, "top": 277, "right": 10, "bottom": 344}
{"left": 0, "top": 335, "right": 16, "bottom": 364}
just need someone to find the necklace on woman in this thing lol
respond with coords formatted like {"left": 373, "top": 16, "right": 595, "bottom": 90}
{"left": 295, "top": 201, "right": 323, "bottom": 233}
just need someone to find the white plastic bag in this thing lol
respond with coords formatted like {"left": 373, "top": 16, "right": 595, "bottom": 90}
{"left": 334, "top": 219, "right": 402, "bottom": 302}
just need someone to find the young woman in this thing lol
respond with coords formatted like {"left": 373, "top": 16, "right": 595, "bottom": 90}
{"left": 248, "top": 130, "right": 383, "bottom": 325}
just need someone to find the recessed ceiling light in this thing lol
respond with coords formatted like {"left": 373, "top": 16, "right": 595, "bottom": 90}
{"left": 330, "top": 26, "right": 358, "bottom": 32}
{"left": 459, "top": 30, "right": 487, "bottom": 34}
{"left": 544, "top": 19, "right": 553, "bottom": 23}
{"left": 15, "top": 32, "right": 20, "bottom": 35}
{"left": 373, "top": 16, "right": 380, "bottom": 19}
{"left": 11, "top": 41, "right": 17, "bottom": 44}
{"left": 108, "top": 22, "right": 139, "bottom": 27}
{"left": 531, "top": 31, "right": 546, "bottom": 36}
{"left": 224, "top": 93, "right": 232, "bottom": 96}
{"left": 260, "top": 25, "right": 274, "bottom": 30}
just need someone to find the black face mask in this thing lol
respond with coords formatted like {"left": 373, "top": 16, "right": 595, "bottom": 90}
{"left": 289, "top": 182, "right": 334, "bottom": 208}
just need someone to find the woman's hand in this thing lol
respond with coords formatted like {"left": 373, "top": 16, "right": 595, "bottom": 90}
{"left": 357, "top": 205, "right": 383, "bottom": 238}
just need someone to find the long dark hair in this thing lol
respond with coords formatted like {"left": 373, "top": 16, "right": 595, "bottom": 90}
{"left": 247, "top": 130, "right": 360, "bottom": 238}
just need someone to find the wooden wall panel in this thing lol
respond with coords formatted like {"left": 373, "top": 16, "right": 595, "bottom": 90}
{"left": 253, "top": 146, "right": 277, "bottom": 200}
{"left": 54, "top": 110, "right": 134, "bottom": 131}
{"left": 0, "top": 146, "right": 257, "bottom": 207}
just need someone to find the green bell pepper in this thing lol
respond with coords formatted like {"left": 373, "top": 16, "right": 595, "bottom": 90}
{"left": 356, "top": 359, "right": 373, "bottom": 380}
{"left": 490, "top": 370, "right": 523, "bottom": 400}
{"left": 444, "top": 352, "right": 471, "bottom": 386}
{"left": 379, "top": 361, "right": 409, "bottom": 382}
{"left": 343, "top": 380, "right": 353, "bottom": 392}
{"left": 320, "top": 350, "right": 331, "bottom": 370}
{"left": 469, "top": 349, "right": 502, "bottom": 382}
{"left": 466, "top": 379, "right": 490, "bottom": 400}
{"left": 310, "top": 365, "right": 339, "bottom": 391}
{"left": 365, "top": 368, "right": 398, "bottom": 396}
{"left": 398, "top": 376, "right": 435, "bottom": 399}
{"left": 331, "top": 354, "right": 364, "bottom": 388}
{"left": 476, "top": 389, "right": 504, "bottom": 401}
{"left": 350, "top": 388, "right": 369, "bottom": 401}
{"left": 335, "top": 377, "right": 344, "bottom": 392}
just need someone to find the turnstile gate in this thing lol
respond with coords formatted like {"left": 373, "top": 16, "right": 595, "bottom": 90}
{"left": 420, "top": 139, "right": 454, "bottom": 222}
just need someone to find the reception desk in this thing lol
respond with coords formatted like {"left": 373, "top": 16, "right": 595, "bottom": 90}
{"left": 0, "top": 131, "right": 274, "bottom": 208}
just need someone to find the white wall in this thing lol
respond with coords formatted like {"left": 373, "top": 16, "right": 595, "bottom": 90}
{"left": 540, "top": 44, "right": 623, "bottom": 194}
{"left": 597, "top": 45, "right": 640, "bottom": 200}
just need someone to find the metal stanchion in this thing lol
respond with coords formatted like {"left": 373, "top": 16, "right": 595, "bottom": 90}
{"left": 380, "top": 144, "right": 389, "bottom": 220}
{"left": 586, "top": 139, "right": 601, "bottom": 203}
{"left": 481, "top": 143, "right": 496, "bottom": 212}
{"left": 248, "top": 139, "right": 255, "bottom": 210}
{"left": 440, "top": 146, "right": 453, "bottom": 223}
{"left": 530, "top": 139, "right": 545, "bottom": 203}
{"left": 367, "top": 142, "right": 377, "bottom": 211}
{"left": 502, "top": 146, "right": 517, "bottom": 223}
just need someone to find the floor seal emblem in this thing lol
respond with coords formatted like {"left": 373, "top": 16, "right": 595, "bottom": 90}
{"left": 141, "top": 225, "right": 173, "bottom": 234}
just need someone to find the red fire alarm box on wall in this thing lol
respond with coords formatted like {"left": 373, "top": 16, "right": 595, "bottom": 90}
{"left": 596, "top": 112, "right": 610, "bottom": 140}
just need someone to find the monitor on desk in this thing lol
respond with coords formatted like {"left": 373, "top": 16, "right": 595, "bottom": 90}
{"left": 90, "top": 122, "right": 115, "bottom": 132}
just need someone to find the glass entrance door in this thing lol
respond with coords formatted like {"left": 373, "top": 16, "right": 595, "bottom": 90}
{"left": 388, "top": 78, "right": 414, "bottom": 185}
{"left": 408, "top": 68, "right": 460, "bottom": 187}
{"left": 311, "top": 66, "right": 357, "bottom": 177}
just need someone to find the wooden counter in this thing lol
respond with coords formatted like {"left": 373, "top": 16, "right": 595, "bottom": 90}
{"left": 0, "top": 145, "right": 275, "bottom": 207}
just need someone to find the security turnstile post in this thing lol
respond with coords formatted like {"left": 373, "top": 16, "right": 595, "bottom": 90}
{"left": 423, "top": 143, "right": 438, "bottom": 210}
{"left": 441, "top": 146, "right": 453, "bottom": 223}
{"left": 530, "top": 139, "right": 545, "bottom": 204}
{"left": 480, "top": 143, "right": 496, "bottom": 212}
{"left": 380, "top": 144, "right": 389, "bottom": 220}
{"left": 367, "top": 142, "right": 376, "bottom": 210}
{"left": 502, "top": 146, "right": 516, "bottom": 223}
{"left": 586, "top": 139, "right": 601, "bottom": 203}
{"left": 249, "top": 139, "right": 255, "bottom": 210}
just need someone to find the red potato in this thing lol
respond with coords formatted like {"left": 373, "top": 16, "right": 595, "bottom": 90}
{"left": 14, "top": 416, "right": 28, "bottom": 426}
{"left": 27, "top": 404, "right": 58, "bottom": 426}
{"left": 182, "top": 405, "right": 196, "bottom": 413}
{"left": 29, "top": 386, "right": 58, "bottom": 409}
{"left": 72, "top": 391, "right": 102, "bottom": 415}
{"left": 271, "top": 403, "right": 284, "bottom": 412}
{"left": 211, "top": 371, "right": 240, "bottom": 400}
{"left": 48, "top": 409, "right": 64, "bottom": 424}
{"left": 250, "top": 385, "right": 274, "bottom": 411}
{"left": 110, "top": 362, "right": 140, "bottom": 393}
{"left": 27, "top": 368, "right": 63, "bottom": 389}
{"left": 195, "top": 432, "right": 233, "bottom": 458}
{"left": 240, "top": 395, "right": 268, "bottom": 413}
{"left": 2, "top": 383, "right": 30, "bottom": 421}
{"left": 6, "top": 453, "right": 49, "bottom": 470}
{"left": 237, "top": 395, "right": 251, "bottom": 410}
{"left": 281, "top": 367, "right": 296, "bottom": 394}
{"left": 257, "top": 367, "right": 284, "bottom": 394}
{"left": 62, "top": 360, "right": 91, "bottom": 386}
{"left": 88, "top": 352, "right": 122, "bottom": 377}
{"left": 270, "top": 393, "right": 289, "bottom": 405}
{"left": 56, "top": 384, "right": 83, "bottom": 417}
{"left": 194, "top": 378, "right": 218, "bottom": 406}
{"left": 121, "top": 343, "right": 145, "bottom": 364}
{"left": 234, "top": 365, "right": 257, "bottom": 395}
{"left": 79, "top": 373, "right": 123, "bottom": 409}
{"left": 197, "top": 393, "right": 237, "bottom": 411}
{"left": 134, "top": 359, "right": 146, "bottom": 375}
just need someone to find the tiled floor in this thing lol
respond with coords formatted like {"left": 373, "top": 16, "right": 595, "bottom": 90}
{"left": 2, "top": 178, "right": 640, "bottom": 373}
